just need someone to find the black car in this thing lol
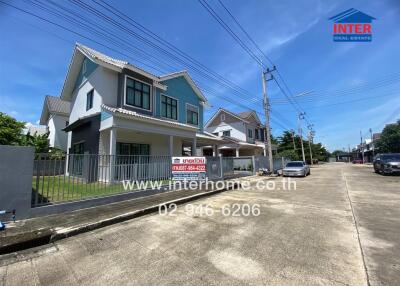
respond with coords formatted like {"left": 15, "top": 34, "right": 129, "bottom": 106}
{"left": 373, "top": 153, "right": 400, "bottom": 175}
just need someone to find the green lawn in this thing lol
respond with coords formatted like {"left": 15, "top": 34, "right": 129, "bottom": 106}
{"left": 32, "top": 176, "right": 170, "bottom": 205}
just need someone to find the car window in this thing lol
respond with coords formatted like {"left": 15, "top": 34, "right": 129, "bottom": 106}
{"left": 286, "top": 162, "right": 304, "bottom": 167}
{"left": 381, "top": 155, "right": 400, "bottom": 162}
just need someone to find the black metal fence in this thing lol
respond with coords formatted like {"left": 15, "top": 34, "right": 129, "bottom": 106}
{"left": 32, "top": 154, "right": 289, "bottom": 207}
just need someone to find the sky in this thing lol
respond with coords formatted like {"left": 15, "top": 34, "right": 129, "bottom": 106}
{"left": 0, "top": 0, "right": 399, "bottom": 152}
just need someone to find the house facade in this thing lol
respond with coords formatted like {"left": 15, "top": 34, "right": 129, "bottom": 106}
{"left": 204, "top": 108, "right": 277, "bottom": 157}
{"left": 61, "top": 44, "right": 213, "bottom": 158}
{"left": 39, "top": 95, "right": 70, "bottom": 151}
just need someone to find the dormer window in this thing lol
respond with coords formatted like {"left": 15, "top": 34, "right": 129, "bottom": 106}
{"left": 125, "top": 76, "right": 151, "bottom": 110}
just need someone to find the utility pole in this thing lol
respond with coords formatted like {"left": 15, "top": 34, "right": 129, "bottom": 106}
{"left": 290, "top": 129, "right": 296, "bottom": 151}
{"left": 360, "top": 130, "right": 365, "bottom": 163}
{"left": 369, "top": 128, "right": 374, "bottom": 158}
{"left": 298, "top": 112, "right": 306, "bottom": 162}
{"left": 348, "top": 144, "right": 351, "bottom": 163}
{"left": 307, "top": 126, "right": 315, "bottom": 165}
{"left": 262, "top": 66, "right": 276, "bottom": 173}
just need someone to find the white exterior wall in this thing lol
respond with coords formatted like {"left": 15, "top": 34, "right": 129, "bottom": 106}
{"left": 205, "top": 121, "right": 246, "bottom": 141}
{"left": 48, "top": 114, "right": 69, "bottom": 151}
{"left": 69, "top": 66, "right": 118, "bottom": 123}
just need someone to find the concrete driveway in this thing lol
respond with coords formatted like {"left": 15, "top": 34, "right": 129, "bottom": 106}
{"left": 0, "top": 163, "right": 399, "bottom": 285}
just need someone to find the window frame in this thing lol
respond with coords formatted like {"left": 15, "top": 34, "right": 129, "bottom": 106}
{"left": 186, "top": 103, "right": 199, "bottom": 126}
{"left": 124, "top": 75, "right": 152, "bottom": 112}
{"left": 86, "top": 89, "right": 94, "bottom": 111}
{"left": 248, "top": 129, "right": 253, "bottom": 138}
{"left": 222, "top": 130, "right": 231, "bottom": 137}
{"left": 160, "top": 94, "right": 179, "bottom": 121}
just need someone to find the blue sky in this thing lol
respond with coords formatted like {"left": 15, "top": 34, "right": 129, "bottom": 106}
{"left": 1, "top": 0, "right": 399, "bottom": 151}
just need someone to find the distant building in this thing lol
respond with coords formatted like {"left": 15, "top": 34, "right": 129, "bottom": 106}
{"left": 204, "top": 108, "right": 277, "bottom": 157}
{"left": 39, "top": 95, "right": 70, "bottom": 151}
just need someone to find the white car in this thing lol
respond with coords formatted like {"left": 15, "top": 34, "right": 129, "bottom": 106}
{"left": 282, "top": 161, "right": 310, "bottom": 177}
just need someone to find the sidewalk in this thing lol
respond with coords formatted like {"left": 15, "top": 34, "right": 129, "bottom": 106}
{"left": 0, "top": 183, "right": 239, "bottom": 256}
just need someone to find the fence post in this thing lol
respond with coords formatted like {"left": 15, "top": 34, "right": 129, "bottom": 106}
{"left": 252, "top": 156, "right": 256, "bottom": 175}
{"left": 219, "top": 156, "right": 223, "bottom": 178}
{"left": 282, "top": 157, "right": 284, "bottom": 169}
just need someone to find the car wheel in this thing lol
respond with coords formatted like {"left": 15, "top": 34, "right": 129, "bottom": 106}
{"left": 308, "top": 170, "right": 311, "bottom": 175}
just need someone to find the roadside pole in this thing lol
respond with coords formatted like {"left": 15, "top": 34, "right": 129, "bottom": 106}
{"left": 308, "top": 132, "right": 313, "bottom": 165}
{"left": 298, "top": 112, "right": 306, "bottom": 162}
{"left": 291, "top": 129, "right": 296, "bottom": 151}
{"left": 369, "top": 128, "right": 374, "bottom": 158}
{"left": 360, "top": 130, "right": 365, "bottom": 163}
{"left": 262, "top": 67, "right": 275, "bottom": 173}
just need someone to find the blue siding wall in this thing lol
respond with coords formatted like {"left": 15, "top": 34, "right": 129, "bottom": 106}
{"left": 73, "top": 57, "right": 98, "bottom": 91}
{"left": 157, "top": 76, "right": 204, "bottom": 131}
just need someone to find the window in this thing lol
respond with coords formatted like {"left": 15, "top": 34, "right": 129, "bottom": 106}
{"left": 255, "top": 129, "right": 259, "bottom": 140}
{"left": 248, "top": 129, "right": 253, "bottom": 138}
{"left": 116, "top": 142, "right": 150, "bottom": 156}
{"left": 65, "top": 121, "right": 69, "bottom": 127}
{"left": 86, "top": 89, "right": 94, "bottom": 111}
{"left": 186, "top": 105, "right": 199, "bottom": 125}
{"left": 212, "top": 132, "right": 219, "bottom": 136}
{"left": 82, "top": 59, "right": 87, "bottom": 74}
{"left": 161, "top": 95, "right": 177, "bottom": 120}
{"left": 221, "top": 113, "right": 225, "bottom": 121}
{"left": 125, "top": 77, "right": 151, "bottom": 110}
{"left": 72, "top": 142, "right": 84, "bottom": 154}
{"left": 222, "top": 130, "right": 231, "bottom": 137}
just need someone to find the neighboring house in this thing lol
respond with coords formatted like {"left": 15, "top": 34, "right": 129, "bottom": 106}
{"left": 39, "top": 95, "right": 70, "bottom": 151}
{"left": 60, "top": 43, "right": 218, "bottom": 159}
{"left": 25, "top": 125, "right": 48, "bottom": 136}
{"left": 204, "top": 108, "right": 277, "bottom": 157}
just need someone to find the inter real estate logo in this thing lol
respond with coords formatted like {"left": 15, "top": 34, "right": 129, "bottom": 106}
{"left": 329, "top": 8, "right": 376, "bottom": 42}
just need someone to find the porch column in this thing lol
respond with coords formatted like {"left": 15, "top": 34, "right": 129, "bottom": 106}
{"left": 109, "top": 128, "right": 117, "bottom": 183}
{"left": 236, "top": 147, "right": 240, "bottom": 158}
{"left": 109, "top": 128, "right": 117, "bottom": 155}
{"left": 263, "top": 146, "right": 267, "bottom": 156}
{"left": 192, "top": 136, "right": 197, "bottom": 156}
{"left": 169, "top": 135, "right": 174, "bottom": 156}
{"left": 213, "top": 145, "right": 218, "bottom": 157}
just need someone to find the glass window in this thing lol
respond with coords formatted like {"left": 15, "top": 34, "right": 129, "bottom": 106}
{"left": 255, "top": 129, "right": 259, "bottom": 140}
{"left": 117, "top": 142, "right": 150, "bottom": 156}
{"left": 86, "top": 89, "right": 94, "bottom": 111}
{"left": 222, "top": 130, "right": 230, "bottom": 137}
{"left": 248, "top": 129, "right": 253, "bottom": 138}
{"left": 125, "top": 77, "right": 151, "bottom": 110}
{"left": 161, "top": 95, "right": 177, "bottom": 120}
{"left": 187, "top": 106, "right": 199, "bottom": 125}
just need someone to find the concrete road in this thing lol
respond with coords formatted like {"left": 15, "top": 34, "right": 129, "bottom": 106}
{"left": 0, "top": 163, "right": 399, "bottom": 285}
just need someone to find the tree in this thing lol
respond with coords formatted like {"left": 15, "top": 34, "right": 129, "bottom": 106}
{"left": 375, "top": 121, "right": 400, "bottom": 153}
{"left": 0, "top": 112, "right": 26, "bottom": 145}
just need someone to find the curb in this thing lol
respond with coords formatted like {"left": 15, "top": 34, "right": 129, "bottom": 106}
{"left": 0, "top": 182, "right": 239, "bottom": 257}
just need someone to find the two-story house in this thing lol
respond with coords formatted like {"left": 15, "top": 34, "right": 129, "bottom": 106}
{"left": 39, "top": 95, "right": 70, "bottom": 151}
{"left": 60, "top": 44, "right": 217, "bottom": 159}
{"left": 204, "top": 108, "right": 277, "bottom": 157}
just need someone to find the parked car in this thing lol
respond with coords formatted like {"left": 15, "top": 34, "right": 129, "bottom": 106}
{"left": 373, "top": 153, "right": 400, "bottom": 175}
{"left": 282, "top": 161, "right": 310, "bottom": 177}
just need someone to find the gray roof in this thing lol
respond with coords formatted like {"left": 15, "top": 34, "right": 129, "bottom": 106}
{"left": 46, "top": 96, "right": 70, "bottom": 115}
{"left": 237, "top": 111, "right": 255, "bottom": 119}
{"left": 40, "top": 96, "right": 70, "bottom": 125}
